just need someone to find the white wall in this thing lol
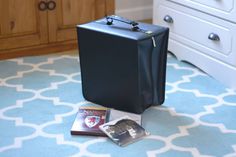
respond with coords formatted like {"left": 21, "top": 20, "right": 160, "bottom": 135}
{"left": 115, "top": 0, "right": 153, "bottom": 21}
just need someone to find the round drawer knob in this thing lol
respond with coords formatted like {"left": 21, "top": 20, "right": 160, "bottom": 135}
{"left": 47, "top": 1, "right": 56, "bottom": 10}
{"left": 208, "top": 33, "right": 220, "bottom": 41}
{"left": 163, "top": 15, "right": 173, "bottom": 23}
{"left": 38, "top": 1, "right": 47, "bottom": 11}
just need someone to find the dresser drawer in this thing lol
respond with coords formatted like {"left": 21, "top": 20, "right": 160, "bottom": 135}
{"left": 153, "top": 4, "right": 236, "bottom": 66}
{"left": 163, "top": 0, "right": 236, "bottom": 23}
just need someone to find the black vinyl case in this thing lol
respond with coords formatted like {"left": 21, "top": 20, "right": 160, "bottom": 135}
{"left": 77, "top": 16, "right": 169, "bottom": 114}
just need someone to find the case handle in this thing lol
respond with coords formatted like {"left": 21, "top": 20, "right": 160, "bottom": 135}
{"left": 106, "top": 15, "right": 140, "bottom": 31}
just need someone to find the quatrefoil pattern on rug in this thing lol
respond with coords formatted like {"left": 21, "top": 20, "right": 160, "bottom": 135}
{"left": 0, "top": 52, "right": 236, "bottom": 157}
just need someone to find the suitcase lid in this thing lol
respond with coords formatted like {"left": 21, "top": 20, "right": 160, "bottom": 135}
{"left": 77, "top": 17, "right": 168, "bottom": 41}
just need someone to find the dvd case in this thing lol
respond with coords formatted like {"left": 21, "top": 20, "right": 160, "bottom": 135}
{"left": 99, "top": 116, "right": 149, "bottom": 146}
{"left": 71, "top": 107, "right": 110, "bottom": 136}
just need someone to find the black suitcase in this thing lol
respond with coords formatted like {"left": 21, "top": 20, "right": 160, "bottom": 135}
{"left": 77, "top": 15, "right": 169, "bottom": 114}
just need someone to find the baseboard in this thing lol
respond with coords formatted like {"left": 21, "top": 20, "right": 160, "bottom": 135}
{"left": 0, "top": 40, "right": 77, "bottom": 60}
{"left": 115, "top": 6, "right": 153, "bottom": 21}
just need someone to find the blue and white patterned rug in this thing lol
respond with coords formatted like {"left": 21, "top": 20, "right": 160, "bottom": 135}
{"left": 0, "top": 50, "right": 236, "bottom": 157}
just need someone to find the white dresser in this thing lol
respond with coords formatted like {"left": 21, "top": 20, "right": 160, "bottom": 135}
{"left": 153, "top": 0, "right": 236, "bottom": 89}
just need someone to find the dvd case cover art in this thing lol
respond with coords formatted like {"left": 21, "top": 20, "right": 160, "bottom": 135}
{"left": 99, "top": 116, "right": 149, "bottom": 146}
{"left": 71, "top": 107, "right": 110, "bottom": 136}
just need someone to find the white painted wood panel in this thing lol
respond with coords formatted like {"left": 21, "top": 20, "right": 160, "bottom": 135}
{"left": 153, "top": 0, "right": 236, "bottom": 89}
{"left": 155, "top": 4, "right": 236, "bottom": 66}
{"left": 166, "top": 0, "right": 236, "bottom": 23}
